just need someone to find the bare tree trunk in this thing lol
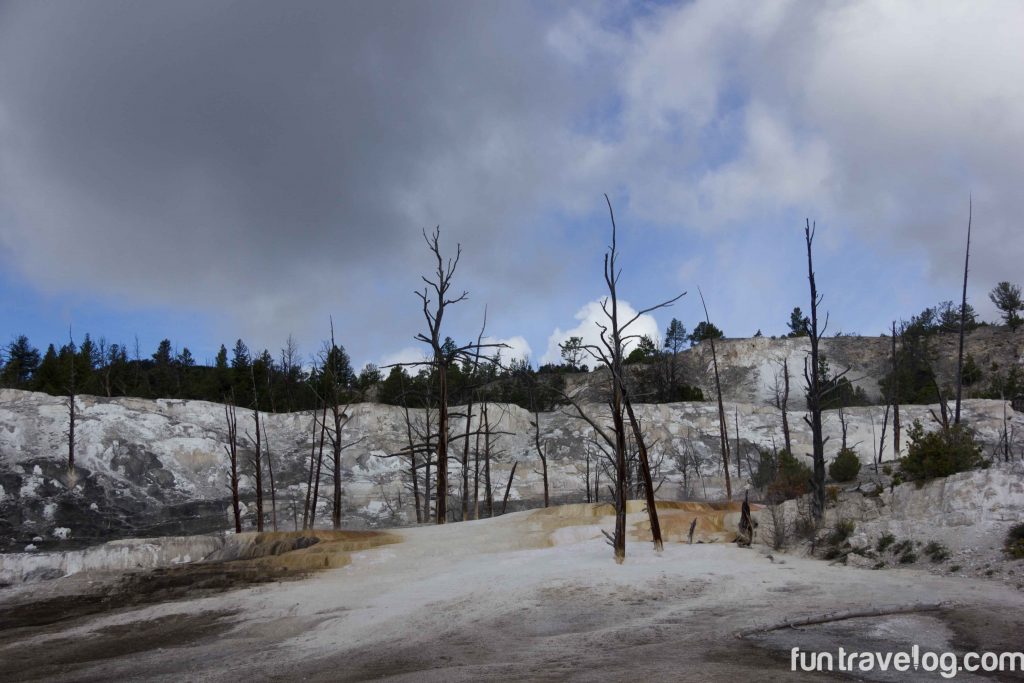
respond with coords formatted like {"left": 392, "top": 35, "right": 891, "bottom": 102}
{"left": 252, "top": 403, "right": 264, "bottom": 532}
{"left": 483, "top": 403, "right": 493, "bottom": 517}
{"left": 331, "top": 403, "right": 344, "bottom": 529}
{"left": 423, "top": 406, "right": 433, "bottom": 522}
{"left": 310, "top": 407, "right": 327, "bottom": 529}
{"left": 734, "top": 406, "right": 742, "bottom": 479}
{"left": 67, "top": 328, "right": 76, "bottom": 474}
{"left": 955, "top": 197, "right": 972, "bottom": 426}
{"left": 435, "top": 365, "right": 449, "bottom": 524}
{"left": 473, "top": 413, "right": 481, "bottom": 519}
{"left": 302, "top": 405, "right": 325, "bottom": 529}
{"left": 875, "top": 404, "right": 890, "bottom": 474}
{"left": 398, "top": 382, "right": 422, "bottom": 523}
{"left": 1003, "top": 396, "right": 1011, "bottom": 463}
{"left": 532, "top": 406, "right": 549, "bottom": 508}
{"left": 838, "top": 405, "right": 848, "bottom": 451}
{"left": 891, "top": 321, "right": 901, "bottom": 459}
{"left": 781, "top": 357, "right": 792, "bottom": 455}
{"left": 224, "top": 399, "right": 242, "bottom": 533}
{"left": 585, "top": 450, "right": 592, "bottom": 503}
{"left": 262, "top": 418, "right": 278, "bottom": 532}
{"left": 699, "top": 289, "right": 732, "bottom": 500}
{"left": 623, "top": 396, "right": 663, "bottom": 551}
{"left": 500, "top": 461, "right": 518, "bottom": 514}
{"left": 803, "top": 220, "right": 826, "bottom": 523}
{"left": 461, "top": 401, "right": 473, "bottom": 520}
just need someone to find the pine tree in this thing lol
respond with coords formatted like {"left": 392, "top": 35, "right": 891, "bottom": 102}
{"left": 989, "top": 281, "right": 1023, "bottom": 331}
{"left": 787, "top": 307, "right": 810, "bottom": 337}
{"left": 1, "top": 336, "right": 40, "bottom": 388}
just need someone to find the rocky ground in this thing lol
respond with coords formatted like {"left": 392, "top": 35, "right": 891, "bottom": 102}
{"left": 0, "top": 502, "right": 1022, "bottom": 682}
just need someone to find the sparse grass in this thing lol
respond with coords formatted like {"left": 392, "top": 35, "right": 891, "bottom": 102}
{"left": 949, "top": 565, "right": 961, "bottom": 573}
{"left": 826, "top": 519, "right": 855, "bottom": 546}
{"left": 877, "top": 533, "right": 896, "bottom": 552}
{"left": 891, "top": 539, "right": 913, "bottom": 556}
{"left": 826, "top": 485, "right": 840, "bottom": 506}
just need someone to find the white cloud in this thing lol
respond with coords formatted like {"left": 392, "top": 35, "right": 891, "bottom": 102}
{"left": 378, "top": 346, "right": 428, "bottom": 369}
{"left": 579, "top": 0, "right": 1024, "bottom": 279}
{"left": 542, "top": 299, "right": 660, "bottom": 366}
{"left": 483, "top": 335, "right": 533, "bottom": 366}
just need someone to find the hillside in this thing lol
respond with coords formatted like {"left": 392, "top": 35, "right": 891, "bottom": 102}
{"left": 1, "top": 386, "right": 1019, "bottom": 551}
{"left": 569, "top": 326, "right": 1024, "bottom": 405}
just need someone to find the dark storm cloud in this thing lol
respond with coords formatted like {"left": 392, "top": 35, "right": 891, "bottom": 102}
{"left": 0, "top": 0, "right": 597, "bottom": 349}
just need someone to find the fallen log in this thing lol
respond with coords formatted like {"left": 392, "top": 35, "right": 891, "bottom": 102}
{"left": 734, "top": 603, "right": 951, "bottom": 639}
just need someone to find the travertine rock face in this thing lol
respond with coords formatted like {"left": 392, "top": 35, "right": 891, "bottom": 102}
{"left": 569, "top": 326, "right": 1024, "bottom": 405}
{"left": 0, "top": 388, "right": 1019, "bottom": 550}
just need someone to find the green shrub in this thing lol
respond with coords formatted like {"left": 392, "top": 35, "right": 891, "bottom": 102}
{"left": 949, "top": 565, "right": 961, "bottom": 572}
{"left": 829, "top": 448, "right": 862, "bottom": 482}
{"left": 899, "top": 420, "right": 986, "bottom": 481}
{"left": 881, "top": 464, "right": 893, "bottom": 476}
{"left": 898, "top": 550, "right": 918, "bottom": 564}
{"left": 752, "top": 448, "right": 813, "bottom": 501}
{"left": 1006, "top": 524, "right": 1024, "bottom": 559}
{"left": 877, "top": 533, "right": 896, "bottom": 552}
{"left": 923, "top": 541, "right": 950, "bottom": 562}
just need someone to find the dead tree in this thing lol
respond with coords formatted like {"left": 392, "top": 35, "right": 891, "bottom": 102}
{"left": 223, "top": 397, "right": 242, "bottom": 533}
{"left": 891, "top": 321, "right": 901, "bottom": 458}
{"left": 416, "top": 228, "right": 465, "bottom": 526}
{"left": 838, "top": 404, "right": 849, "bottom": 451}
{"left": 500, "top": 461, "right": 518, "bottom": 514}
{"left": 872, "top": 403, "right": 890, "bottom": 473}
{"left": 930, "top": 377, "right": 951, "bottom": 432}
{"left": 802, "top": 220, "right": 827, "bottom": 523}
{"left": 400, "top": 374, "right": 424, "bottom": 523}
{"left": 460, "top": 310, "right": 490, "bottom": 520}
{"left": 584, "top": 447, "right": 592, "bottom": 503}
{"left": 954, "top": 197, "right": 972, "bottom": 426}
{"left": 529, "top": 386, "right": 550, "bottom": 508}
{"left": 261, "top": 417, "right": 278, "bottom": 532}
{"left": 622, "top": 396, "right": 663, "bottom": 550}
{"left": 566, "top": 195, "right": 683, "bottom": 562}
{"left": 302, "top": 404, "right": 326, "bottom": 529}
{"left": 483, "top": 401, "right": 494, "bottom": 517}
{"left": 411, "top": 228, "right": 503, "bottom": 525}
{"left": 734, "top": 406, "right": 743, "bottom": 479}
{"left": 773, "top": 357, "right": 793, "bottom": 455}
{"left": 737, "top": 490, "right": 753, "bottom": 547}
{"left": 66, "top": 328, "right": 77, "bottom": 475}
{"left": 698, "top": 288, "right": 732, "bottom": 499}
{"left": 308, "top": 402, "right": 328, "bottom": 528}
{"left": 473, "top": 404, "right": 483, "bottom": 518}
{"left": 248, "top": 393, "right": 264, "bottom": 533}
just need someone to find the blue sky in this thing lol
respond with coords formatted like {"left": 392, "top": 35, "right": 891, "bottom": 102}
{"left": 1, "top": 1, "right": 1021, "bottom": 371}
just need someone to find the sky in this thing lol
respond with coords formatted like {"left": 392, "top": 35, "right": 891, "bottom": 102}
{"left": 1, "top": 0, "right": 1022, "bottom": 370}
